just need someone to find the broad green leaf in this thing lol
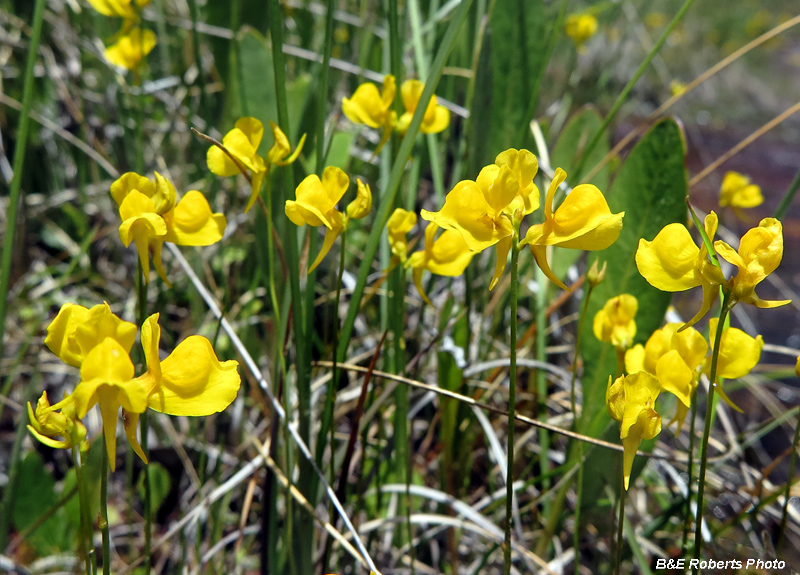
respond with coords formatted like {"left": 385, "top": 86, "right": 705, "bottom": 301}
{"left": 235, "top": 27, "right": 277, "bottom": 133}
{"left": 137, "top": 462, "right": 172, "bottom": 517}
{"left": 469, "top": 0, "right": 546, "bottom": 167}
{"left": 579, "top": 118, "right": 688, "bottom": 440}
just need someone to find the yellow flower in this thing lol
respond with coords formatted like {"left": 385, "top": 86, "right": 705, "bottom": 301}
{"left": 714, "top": 218, "right": 790, "bottom": 309}
{"left": 111, "top": 171, "right": 226, "bottom": 283}
{"left": 27, "top": 392, "right": 87, "bottom": 451}
{"left": 705, "top": 318, "right": 763, "bottom": 411}
{"left": 422, "top": 149, "right": 538, "bottom": 289}
{"left": 565, "top": 13, "right": 598, "bottom": 51}
{"left": 285, "top": 167, "right": 372, "bottom": 273}
{"left": 396, "top": 80, "right": 450, "bottom": 134}
{"left": 407, "top": 222, "right": 475, "bottom": 305}
{"left": 521, "top": 168, "right": 624, "bottom": 290}
{"left": 266, "top": 121, "right": 306, "bottom": 167}
{"left": 104, "top": 28, "right": 156, "bottom": 71}
{"left": 625, "top": 323, "right": 708, "bottom": 434}
{"left": 45, "top": 302, "right": 137, "bottom": 368}
{"left": 206, "top": 117, "right": 268, "bottom": 212}
{"left": 593, "top": 294, "right": 638, "bottom": 351}
{"left": 720, "top": 171, "right": 763, "bottom": 210}
{"left": 670, "top": 80, "right": 687, "bottom": 97}
{"left": 387, "top": 208, "right": 418, "bottom": 264}
{"left": 87, "top": 0, "right": 150, "bottom": 19}
{"left": 41, "top": 309, "right": 240, "bottom": 470}
{"left": 606, "top": 372, "right": 662, "bottom": 490}
{"left": 635, "top": 212, "right": 726, "bottom": 328}
{"left": 342, "top": 75, "right": 397, "bottom": 153}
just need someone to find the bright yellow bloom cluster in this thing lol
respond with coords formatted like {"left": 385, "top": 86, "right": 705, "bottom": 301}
{"left": 421, "top": 150, "right": 622, "bottom": 291}
{"left": 207, "top": 117, "right": 305, "bottom": 213}
{"left": 606, "top": 372, "right": 662, "bottom": 490}
{"left": 33, "top": 302, "right": 240, "bottom": 470}
{"left": 87, "top": 0, "right": 155, "bottom": 72}
{"left": 637, "top": 213, "right": 789, "bottom": 327}
{"left": 387, "top": 209, "right": 474, "bottom": 305}
{"left": 285, "top": 166, "right": 373, "bottom": 272}
{"left": 110, "top": 171, "right": 226, "bottom": 283}
{"left": 564, "top": 13, "right": 598, "bottom": 51}
{"left": 342, "top": 75, "right": 450, "bottom": 153}
{"left": 720, "top": 171, "right": 763, "bottom": 211}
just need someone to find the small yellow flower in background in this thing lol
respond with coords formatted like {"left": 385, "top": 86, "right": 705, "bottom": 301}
{"left": 606, "top": 372, "right": 662, "bottom": 490}
{"left": 104, "top": 28, "right": 156, "bottom": 72}
{"left": 635, "top": 212, "right": 726, "bottom": 329}
{"left": 87, "top": 0, "right": 150, "bottom": 19}
{"left": 520, "top": 167, "right": 623, "bottom": 290}
{"left": 593, "top": 294, "right": 638, "bottom": 351}
{"left": 625, "top": 323, "right": 708, "bottom": 434}
{"left": 111, "top": 171, "right": 226, "bottom": 283}
{"left": 714, "top": 217, "right": 790, "bottom": 309}
{"left": 387, "top": 208, "right": 418, "bottom": 264}
{"left": 407, "top": 222, "right": 475, "bottom": 305}
{"left": 704, "top": 318, "right": 763, "bottom": 411}
{"left": 396, "top": 79, "right": 450, "bottom": 135}
{"left": 564, "top": 13, "right": 598, "bottom": 51}
{"left": 207, "top": 118, "right": 303, "bottom": 213}
{"left": 719, "top": 171, "right": 764, "bottom": 213}
{"left": 35, "top": 306, "right": 241, "bottom": 470}
{"left": 285, "top": 167, "right": 372, "bottom": 273}
{"left": 670, "top": 80, "right": 687, "bottom": 97}
{"left": 27, "top": 392, "right": 88, "bottom": 451}
{"left": 422, "top": 148, "right": 538, "bottom": 289}
{"left": 342, "top": 75, "right": 398, "bottom": 153}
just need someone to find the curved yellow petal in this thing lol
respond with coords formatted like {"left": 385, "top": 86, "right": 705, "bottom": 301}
{"left": 104, "top": 29, "right": 156, "bottom": 72}
{"left": 321, "top": 166, "right": 350, "bottom": 205}
{"left": 635, "top": 224, "right": 702, "bottom": 291}
{"left": 308, "top": 217, "right": 344, "bottom": 273}
{"left": 621, "top": 407, "right": 661, "bottom": 490}
{"left": 655, "top": 350, "right": 693, "bottom": 407}
{"left": 476, "top": 164, "right": 519, "bottom": 216}
{"left": 421, "top": 105, "right": 450, "bottom": 134}
{"left": 87, "top": 0, "right": 136, "bottom": 18}
{"left": 489, "top": 236, "right": 512, "bottom": 291}
{"left": 148, "top": 336, "right": 241, "bottom": 416}
{"left": 346, "top": 179, "right": 372, "bottom": 220}
{"left": 428, "top": 229, "right": 475, "bottom": 277}
{"left": 164, "top": 191, "right": 226, "bottom": 246}
{"left": 411, "top": 265, "right": 433, "bottom": 307}
{"left": 495, "top": 148, "right": 540, "bottom": 215}
{"left": 624, "top": 344, "right": 646, "bottom": 375}
{"left": 342, "top": 82, "right": 386, "bottom": 128}
{"left": 152, "top": 172, "right": 177, "bottom": 215}
{"left": 387, "top": 208, "right": 417, "bottom": 262}
{"left": 709, "top": 319, "right": 763, "bottom": 380}
{"left": 234, "top": 117, "right": 264, "bottom": 150}
{"left": 549, "top": 184, "right": 620, "bottom": 244}
{"left": 207, "top": 144, "right": 241, "bottom": 177}
{"left": 74, "top": 338, "right": 135, "bottom": 418}
{"left": 531, "top": 244, "right": 568, "bottom": 290}
{"left": 110, "top": 172, "right": 154, "bottom": 206}
{"left": 122, "top": 410, "right": 148, "bottom": 464}
{"left": 45, "top": 303, "right": 90, "bottom": 367}
{"left": 73, "top": 302, "right": 138, "bottom": 362}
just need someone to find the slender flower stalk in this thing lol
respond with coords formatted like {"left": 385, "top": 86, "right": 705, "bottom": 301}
{"left": 72, "top": 442, "right": 95, "bottom": 575}
{"left": 100, "top": 436, "right": 111, "bottom": 575}
{"left": 503, "top": 240, "right": 520, "bottom": 575}
{"left": 692, "top": 292, "right": 731, "bottom": 569}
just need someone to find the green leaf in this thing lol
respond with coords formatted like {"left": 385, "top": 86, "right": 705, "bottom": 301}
{"left": 579, "top": 118, "right": 688, "bottom": 440}
{"left": 235, "top": 27, "right": 277, "bottom": 132}
{"left": 469, "top": 0, "right": 546, "bottom": 167}
{"left": 138, "top": 462, "right": 172, "bottom": 517}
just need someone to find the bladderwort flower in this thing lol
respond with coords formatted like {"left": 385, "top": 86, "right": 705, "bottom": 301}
{"left": 35, "top": 305, "right": 241, "bottom": 470}
{"left": 625, "top": 323, "right": 708, "bottom": 434}
{"left": 27, "top": 391, "right": 88, "bottom": 451}
{"left": 207, "top": 117, "right": 305, "bottom": 213}
{"left": 285, "top": 166, "right": 373, "bottom": 273}
{"left": 635, "top": 211, "right": 727, "bottom": 329}
{"left": 110, "top": 171, "right": 226, "bottom": 283}
{"left": 704, "top": 318, "right": 763, "bottom": 411}
{"left": 342, "top": 75, "right": 398, "bottom": 154}
{"left": 421, "top": 148, "right": 539, "bottom": 289}
{"left": 720, "top": 171, "right": 764, "bottom": 214}
{"left": 396, "top": 79, "right": 451, "bottom": 135}
{"left": 713, "top": 217, "right": 790, "bottom": 309}
{"left": 606, "top": 371, "right": 662, "bottom": 490}
{"left": 564, "top": 13, "right": 598, "bottom": 52}
{"left": 104, "top": 28, "right": 156, "bottom": 72}
{"left": 387, "top": 208, "right": 418, "bottom": 266}
{"left": 407, "top": 222, "right": 475, "bottom": 306}
{"left": 593, "top": 294, "right": 638, "bottom": 352}
{"left": 520, "top": 168, "right": 623, "bottom": 290}
{"left": 87, "top": 0, "right": 150, "bottom": 19}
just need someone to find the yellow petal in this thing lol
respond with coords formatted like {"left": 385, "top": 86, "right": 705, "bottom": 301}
{"left": 618, "top": 371, "right": 661, "bottom": 439}
{"left": 73, "top": 338, "right": 135, "bottom": 418}
{"left": 548, "top": 184, "right": 622, "bottom": 247}
{"left": 45, "top": 303, "right": 90, "bottom": 367}
{"left": 624, "top": 344, "right": 646, "bottom": 375}
{"left": 308, "top": 217, "right": 344, "bottom": 273}
{"left": 163, "top": 191, "right": 226, "bottom": 246}
{"left": 709, "top": 319, "right": 763, "bottom": 379}
{"left": 104, "top": 29, "right": 156, "bottom": 71}
{"left": 73, "top": 302, "right": 138, "bottom": 362}
{"left": 655, "top": 350, "right": 694, "bottom": 407}
{"left": 110, "top": 172, "right": 154, "bottom": 206}
{"left": 720, "top": 172, "right": 763, "bottom": 208}
{"left": 635, "top": 224, "right": 702, "bottom": 291}
{"left": 476, "top": 164, "right": 519, "bottom": 216}
{"left": 530, "top": 244, "right": 568, "bottom": 290}
{"left": 544, "top": 168, "right": 567, "bottom": 220}
{"left": 387, "top": 208, "right": 417, "bottom": 262}
{"left": 87, "top": 0, "right": 136, "bottom": 18}
{"left": 152, "top": 172, "right": 177, "bottom": 215}
{"left": 420, "top": 105, "right": 450, "bottom": 134}
{"left": 489, "top": 236, "right": 513, "bottom": 291}
{"left": 140, "top": 313, "right": 162, "bottom": 382}
{"left": 592, "top": 294, "right": 638, "bottom": 349}
{"left": 148, "top": 336, "right": 241, "bottom": 416}
{"left": 346, "top": 179, "right": 372, "bottom": 220}
{"left": 400, "top": 80, "right": 424, "bottom": 115}
{"left": 411, "top": 265, "right": 433, "bottom": 307}
{"left": 221, "top": 128, "right": 264, "bottom": 174}
{"left": 621, "top": 407, "right": 661, "bottom": 490}
{"left": 342, "top": 82, "right": 387, "bottom": 128}
{"left": 606, "top": 375, "right": 625, "bottom": 422}
{"left": 207, "top": 144, "right": 241, "bottom": 177}
{"left": 122, "top": 410, "right": 148, "bottom": 464}
{"left": 669, "top": 324, "right": 708, "bottom": 371}
{"left": 495, "top": 148, "right": 540, "bottom": 215}
{"left": 234, "top": 117, "right": 264, "bottom": 151}
{"left": 428, "top": 229, "right": 475, "bottom": 277}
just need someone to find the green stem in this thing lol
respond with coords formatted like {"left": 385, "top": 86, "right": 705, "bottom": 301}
{"left": 136, "top": 262, "right": 152, "bottom": 572}
{"left": 777, "top": 403, "right": 800, "bottom": 554}
{"left": 692, "top": 293, "right": 732, "bottom": 570}
{"left": 681, "top": 391, "right": 698, "bottom": 555}
{"left": 774, "top": 165, "right": 800, "bottom": 220}
{"left": 572, "top": 0, "right": 697, "bottom": 181}
{"left": 100, "top": 437, "right": 111, "bottom": 575}
{"left": 616, "top": 475, "right": 626, "bottom": 575}
{"left": 315, "top": 0, "right": 336, "bottom": 174}
{"left": 503, "top": 240, "right": 520, "bottom": 575}
{"left": 73, "top": 443, "right": 96, "bottom": 575}
{"left": 0, "top": 0, "right": 46, "bottom": 388}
